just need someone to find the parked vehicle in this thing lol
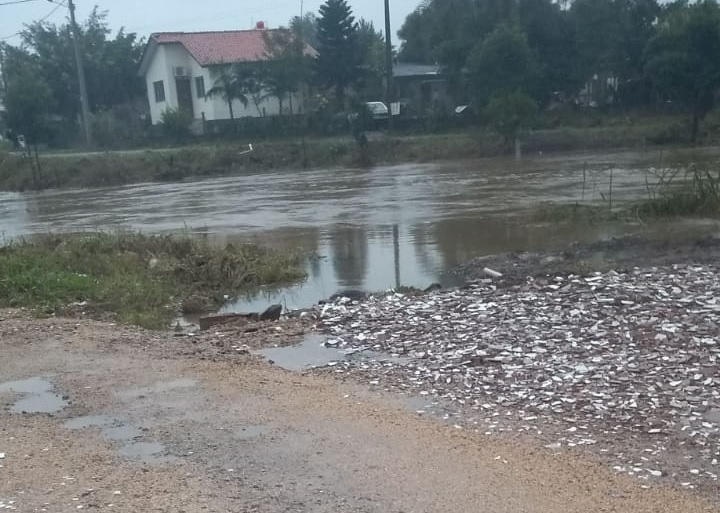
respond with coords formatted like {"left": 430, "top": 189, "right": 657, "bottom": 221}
{"left": 365, "top": 102, "right": 389, "bottom": 120}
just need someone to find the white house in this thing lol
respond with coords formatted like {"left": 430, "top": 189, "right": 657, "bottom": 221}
{"left": 138, "top": 25, "right": 311, "bottom": 126}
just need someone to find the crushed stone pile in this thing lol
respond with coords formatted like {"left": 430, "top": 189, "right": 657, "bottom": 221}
{"left": 315, "top": 265, "right": 720, "bottom": 489}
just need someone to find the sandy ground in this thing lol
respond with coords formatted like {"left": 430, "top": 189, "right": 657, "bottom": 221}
{"left": 0, "top": 309, "right": 718, "bottom": 513}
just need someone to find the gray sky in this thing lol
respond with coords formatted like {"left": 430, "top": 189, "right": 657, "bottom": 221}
{"left": 0, "top": 0, "right": 420, "bottom": 45}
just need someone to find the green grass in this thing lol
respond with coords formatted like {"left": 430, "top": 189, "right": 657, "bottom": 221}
{"left": 0, "top": 232, "right": 307, "bottom": 329}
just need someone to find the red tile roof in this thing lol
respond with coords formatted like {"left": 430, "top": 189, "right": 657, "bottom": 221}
{"left": 150, "top": 29, "right": 312, "bottom": 66}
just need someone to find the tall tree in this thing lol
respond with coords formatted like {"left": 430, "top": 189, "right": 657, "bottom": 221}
{"left": 18, "top": 8, "right": 144, "bottom": 118}
{"left": 398, "top": 0, "right": 577, "bottom": 103}
{"left": 355, "top": 19, "right": 386, "bottom": 99}
{"left": 290, "top": 12, "right": 320, "bottom": 51}
{"left": 466, "top": 23, "right": 538, "bottom": 149}
{"left": 263, "top": 27, "right": 311, "bottom": 115}
{"left": 645, "top": 0, "right": 720, "bottom": 142}
{"left": 2, "top": 48, "right": 53, "bottom": 146}
{"left": 465, "top": 24, "right": 538, "bottom": 104}
{"left": 315, "top": 0, "right": 361, "bottom": 102}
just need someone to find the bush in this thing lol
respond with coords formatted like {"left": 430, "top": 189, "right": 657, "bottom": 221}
{"left": 160, "top": 108, "right": 193, "bottom": 142}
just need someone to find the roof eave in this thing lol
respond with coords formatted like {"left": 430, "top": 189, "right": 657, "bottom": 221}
{"left": 137, "top": 37, "right": 159, "bottom": 77}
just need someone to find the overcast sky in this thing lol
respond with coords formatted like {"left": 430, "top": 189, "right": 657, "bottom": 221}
{"left": 0, "top": 0, "right": 420, "bottom": 45}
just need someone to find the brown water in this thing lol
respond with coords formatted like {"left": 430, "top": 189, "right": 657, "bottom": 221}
{"left": 2, "top": 149, "right": 719, "bottom": 311}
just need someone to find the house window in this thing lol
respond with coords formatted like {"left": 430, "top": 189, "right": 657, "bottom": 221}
{"left": 195, "top": 76, "right": 205, "bottom": 98}
{"left": 153, "top": 80, "right": 165, "bottom": 103}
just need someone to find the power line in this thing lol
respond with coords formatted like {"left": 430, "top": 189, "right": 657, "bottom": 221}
{"left": 0, "top": 0, "right": 65, "bottom": 40}
{"left": 0, "top": 0, "right": 37, "bottom": 6}
{"left": 39, "top": 0, "right": 64, "bottom": 21}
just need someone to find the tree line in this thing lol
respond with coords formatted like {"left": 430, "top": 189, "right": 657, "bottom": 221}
{"left": 3, "top": 0, "right": 720, "bottom": 148}
{"left": 400, "top": 0, "right": 720, "bottom": 142}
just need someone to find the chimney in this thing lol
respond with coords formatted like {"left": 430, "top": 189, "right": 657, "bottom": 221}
{"left": 255, "top": 21, "right": 266, "bottom": 30}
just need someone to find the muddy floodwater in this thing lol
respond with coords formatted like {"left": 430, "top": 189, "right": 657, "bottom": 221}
{"left": 2, "top": 149, "right": 720, "bottom": 311}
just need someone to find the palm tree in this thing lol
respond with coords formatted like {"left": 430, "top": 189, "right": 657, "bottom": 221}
{"left": 205, "top": 65, "right": 249, "bottom": 119}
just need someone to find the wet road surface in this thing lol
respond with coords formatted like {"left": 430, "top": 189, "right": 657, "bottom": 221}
{"left": 1, "top": 310, "right": 716, "bottom": 513}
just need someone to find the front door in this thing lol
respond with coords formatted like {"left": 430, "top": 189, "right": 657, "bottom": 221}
{"left": 176, "top": 78, "right": 194, "bottom": 118}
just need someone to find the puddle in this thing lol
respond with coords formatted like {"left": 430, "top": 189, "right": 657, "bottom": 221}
{"left": 116, "top": 378, "right": 198, "bottom": 401}
{"left": 65, "top": 414, "right": 142, "bottom": 442}
{"left": 64, "top": 414, "right": 169, "bottom": 463}
{"left": 118, "top": 442, "right": 166, "bottom": 461}
{"left": 0, "top": 377, "right": 69, "bottom": 414}
{"left": 259, "top": 334, "right": 346, "bottom": 371}
{"left": 64, "top": 414, "right": 115, "bottom": 430}
{"left": 104, "top": 424, "right": 143, "bottom": 441}
{"left": 258, "top": 334, "right": 411, "bottom": 371}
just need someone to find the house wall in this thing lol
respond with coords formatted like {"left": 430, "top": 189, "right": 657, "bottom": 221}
{"left": 145, "top": 45, "right": 171, "bottom": 125}
{"left": 145, "top": 43, "right": 306, "bottom": 124}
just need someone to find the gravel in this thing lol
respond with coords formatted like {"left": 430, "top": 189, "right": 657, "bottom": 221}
{"left": 313, "top": 264, "right": 720, "bottom": 490}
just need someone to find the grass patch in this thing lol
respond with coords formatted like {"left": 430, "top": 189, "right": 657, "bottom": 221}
{"left": 633, "top": 165, "right": 720, "bottom": 217}
{"left": 0, "top": 232, "right": 307, "bottom": 329}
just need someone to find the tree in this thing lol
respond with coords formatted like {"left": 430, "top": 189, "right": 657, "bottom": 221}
{"left": 263, "top": 28, "right": 311, "bottom": 115}
{"left": 205, "top": 65, "right": 250, "bottom": 120}
{"left": 315, "top": 0, "right": 361, "bottom": 103}
{"left": 465, "top": 24, "right": 539, "bottom": 105}
{"left": 645, "top": 0, "right": 720, "bottom": 142}
{"left": 19, "top": 8, "right": 144, "bottom": 117}
{"left": 355, "top": 19, "right": 386, "bottom": 99}
{"left": 290, "top": 12, "right": 320, "bottom": 51}
{"left": 2, "top": 48, "right": 53, "bottom": 146}
{"left": 1, "top": 9, "right": 145, "bottom": 145}
{"left": 397, "top": 0, "right": 577, "bottom": 103}
{"left": 570, "top": 0, "right": 660, "bottom": 105}
{"left": 486, "top": 90, "right": 537, "bottom": 149}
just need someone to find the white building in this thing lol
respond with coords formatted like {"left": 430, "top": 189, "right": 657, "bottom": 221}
{"left": 138, "top": 25, "right": 311, "bottom": 126}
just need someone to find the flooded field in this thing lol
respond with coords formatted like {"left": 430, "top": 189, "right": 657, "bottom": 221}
{"left": 2, "top": 148, "right": 719, "bottom": 310}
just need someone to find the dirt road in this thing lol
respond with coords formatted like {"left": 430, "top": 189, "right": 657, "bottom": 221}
{"left": 0, "top": 310, "right": 717, "bottom": 513}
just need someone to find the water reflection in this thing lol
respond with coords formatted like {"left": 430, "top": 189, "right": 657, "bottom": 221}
{"left": 331, "top": 224, "right": 369, "bottom": 287}
{"left": 3, "top": 150, "right": 720, "bottom": 311}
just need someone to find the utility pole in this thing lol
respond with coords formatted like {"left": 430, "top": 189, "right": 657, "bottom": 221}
{"left": 66, "top": 0, "right": 92, "bottom": 146}
{"left": 384, "top": 0, "right": 393, "bottom": 130}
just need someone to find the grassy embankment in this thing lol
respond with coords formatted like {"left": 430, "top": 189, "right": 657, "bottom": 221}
{"left": 0, "top": 232, "right": 306, "bottom": 329}
{"left": 0, "top": 113, "right": 692, "bottom": 192}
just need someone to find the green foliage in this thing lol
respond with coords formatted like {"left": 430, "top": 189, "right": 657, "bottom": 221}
{"left": 1, "top": 8, "right": 144, "bottom": 144}
{"left": 0, "top": 232, "right": 307, "bottom": 329}
{"left": 91, "top": 101, "right": 148, "bottom": 149}
{"left": 636, "top": 165, "right": 720, "bottom": 217}
{"left": 397, "top": 0, "right": 670, "bottom": 107}
{"left": 315, "top": 0, "right": 361, "bottom": 102}
{"left": 645, "top": 0, "right": 720, "bottom": 142}
{"left": 160, "top": 108, "right": 193, "bottom": 142}
{"left": 263, "top": 28, "right": 312, "bottom": 115}
{"left": 290, "top": 12, "right": 320, "bottom": 52}
{"left": 486, "top": 91, "right": 537, "bottom": 145}
{"left": 1, "top": 53, "right": 54, "bottom": 145}
{"left": 206, "top": 65, "right": 252, "bottom": 120}
{"left": 355, "top": 19, "right": 387, "bottom": 100}
{"left": 466, "top": 24, "right": 538, "bottom": 105}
